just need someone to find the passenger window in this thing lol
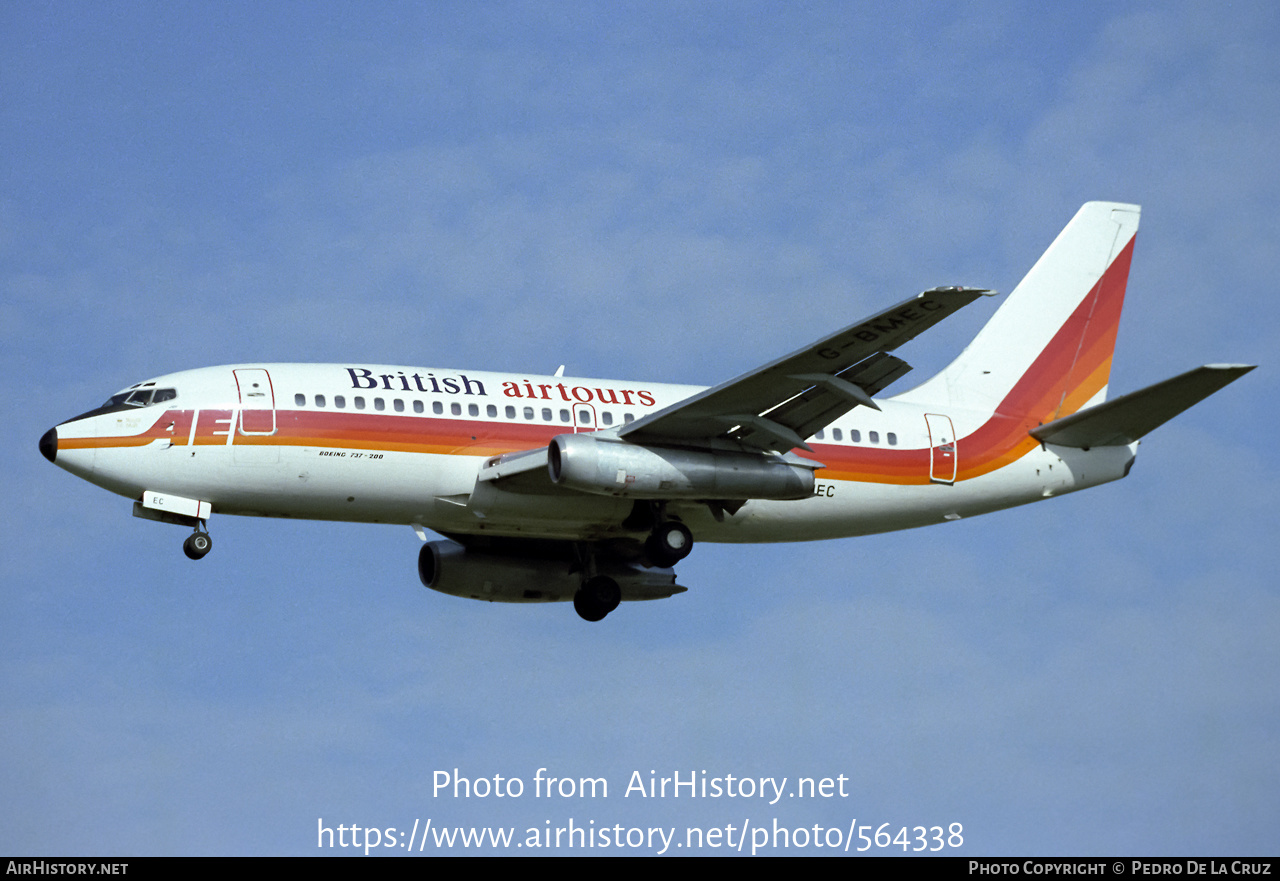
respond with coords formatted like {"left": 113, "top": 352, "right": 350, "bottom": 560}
{"left": 354, "top": 397, "right": 366, "bottom": 410}
{"left": 433, "top": 401, "right": 443, "bottom": 415}
{"left": 451, "top": 403, "right": 461, "bottom": 416}
{"left": 468, "top": 403, "right": 479, "bottom": 417}
{"left": 869, "top": 431, "right": 879, "bottom": 444}
{"left": 851, "top": 429, "right": 861, "bottom": 442}
{"left": 315, "top": 394, "right": 326, "bottom": 408}
{"left": 487, "top": 404, "right": 497, "bottom": 417}
{"left": 505, "top": 406, "right": 516, "bottom": 419}
{"left": 623, "top": 413, "right": 634, "bottom": 423}
{"left": 833, "top": 428, "right": 843, "bottom": 441}
{"left": 374, "top": 398, "right": 385, "bottom": 411}
{"left": 888, "top": 432, "right": 897, "bottom": 446}
{"left": 602, "top": 412, "right": 613, "bottom": 425}
{"left": 815, "top": 429, "right": 825, "bottom": 439}
{"left": 295, "top": 393, "right": 305, "bottom": 407}
{"left": 578, "top": 409, "right": 590, "bottom": 423}
{"left": 523, "top": 406, "right": 535, "bottom": 420}
{"left": 394, "top": 399, "right": 404, "bottom": 412}
{"left": 413, "top": 400, "right": 423, "bottom": 414}
{"left": 541, "top": 408, "right": 552, "bottom": 421}
{"left": 560, "top": 409, "right": 570, "bottom": 423}
{"left": 335, "top": 396, "right": 346, "bottom": 408}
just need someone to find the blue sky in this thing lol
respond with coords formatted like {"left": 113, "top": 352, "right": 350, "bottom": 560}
{"left": 3, "top": 1, "right": 1277, "bottom": 855}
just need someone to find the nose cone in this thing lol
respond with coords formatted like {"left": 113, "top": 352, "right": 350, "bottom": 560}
{"left": 39, "top": 426, "right": 58, "bottom": 463}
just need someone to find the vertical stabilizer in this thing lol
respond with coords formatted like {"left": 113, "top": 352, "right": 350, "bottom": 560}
{"left": 896, "top": 202, "right": 1140, "bottom": 422}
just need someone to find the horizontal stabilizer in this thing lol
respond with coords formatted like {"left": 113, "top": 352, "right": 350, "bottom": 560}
{"left": 1030, "top": 364, "right": 1254, "bottom": 449}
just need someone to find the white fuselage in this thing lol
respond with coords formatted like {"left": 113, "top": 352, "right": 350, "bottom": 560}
{"left": 49, "top": 362, "right": 1136, "bottom": 545}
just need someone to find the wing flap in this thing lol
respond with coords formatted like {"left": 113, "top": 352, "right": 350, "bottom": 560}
{"left": 764, "top": 352, "right": 914, "bottom": 444}
{"left": 621, "top": 286, "right": 991, "bottom": 452}
{"left": 1030, "top": 364, "right": 1255, "bottom": 448}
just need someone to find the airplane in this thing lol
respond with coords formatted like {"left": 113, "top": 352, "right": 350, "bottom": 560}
{"left": 39, "top": 202, "right": 1253, "bottom": 621}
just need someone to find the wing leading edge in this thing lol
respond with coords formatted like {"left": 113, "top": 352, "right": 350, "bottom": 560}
{"left": 619, "top": 286, "right": 993, "bottom": 453}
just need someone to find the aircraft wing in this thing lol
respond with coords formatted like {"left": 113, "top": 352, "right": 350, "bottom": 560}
{"left": 619, "top": 286, "right": 992, "bottom": 453}
{"left": 475, "top": 446, "right": 553, "bottom": 494}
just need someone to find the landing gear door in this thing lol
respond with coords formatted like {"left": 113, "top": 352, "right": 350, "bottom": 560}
{"left": 925, "top": 413, "right": 957, "bottom": 485}
{"left": 234, "top": 368, "right": 277, "bottom": 435}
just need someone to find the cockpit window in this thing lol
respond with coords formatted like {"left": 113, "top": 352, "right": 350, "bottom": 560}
{"left": 101, "top": 387, "right": 178, "bottom": 409}
{"left": 67, "top": 386, "right": 180, "bottom": 424}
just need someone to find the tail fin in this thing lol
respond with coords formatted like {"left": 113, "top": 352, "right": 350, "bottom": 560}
{"left": 896, "top": 202, "right": 1140, "bottom": 422}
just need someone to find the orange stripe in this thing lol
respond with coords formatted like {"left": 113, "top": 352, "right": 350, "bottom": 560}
{"left": 71, "top": 239, "right": 1135, "bottom": 491}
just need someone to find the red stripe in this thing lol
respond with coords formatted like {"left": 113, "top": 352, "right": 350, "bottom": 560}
{"left": 75, "top": 239, "right": 1135, "bottom": 488}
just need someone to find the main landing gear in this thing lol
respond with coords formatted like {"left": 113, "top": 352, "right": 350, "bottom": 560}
{"left": 573, "top": 575, "right": 621, "bottom": 622}
{"left": 571, "top": 517, "right": 694, "bottom": 622}
{"left": 183, "top": 525, "right": 212, "bottom": 560}
{"left": 645, "top": 519, "right": 693, "bottom": 568}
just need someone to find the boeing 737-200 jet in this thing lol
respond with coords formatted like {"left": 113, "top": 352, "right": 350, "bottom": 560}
{"left": 40, "top": 203, "right": 1253, "bottom": 621}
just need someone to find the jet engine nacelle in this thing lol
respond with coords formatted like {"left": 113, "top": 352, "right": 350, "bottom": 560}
{"left": 547, "top": 432, "right": 816, "bottom": 500}
{"left": 418, "top": 540, "right": 684, "bottom": 604}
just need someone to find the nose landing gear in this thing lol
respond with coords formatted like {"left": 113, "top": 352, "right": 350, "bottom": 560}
{"left": 183, "top": 527, "right": 212, "bottom": 560}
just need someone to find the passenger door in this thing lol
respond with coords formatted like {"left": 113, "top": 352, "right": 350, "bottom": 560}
{"left": 925, "top": 413, "right": 957, "bottom": 485}
{"left": 234, "top": 369, "right": 276, "bottom": 435}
